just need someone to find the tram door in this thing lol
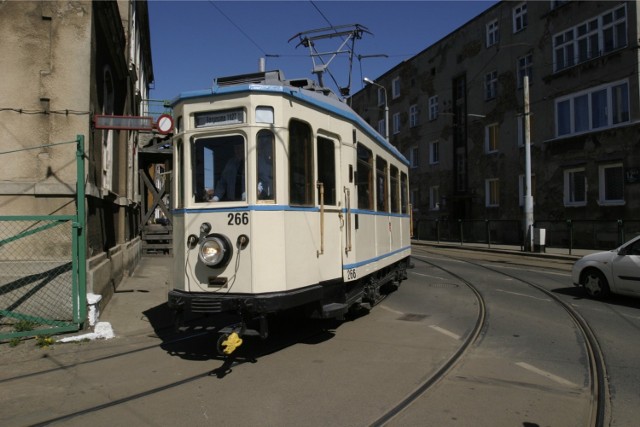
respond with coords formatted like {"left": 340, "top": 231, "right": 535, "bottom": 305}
{"left": 340, "top": 139, "right": 357, "bottom": 278}
{"left": 315, "top": 135, "right": 342, "bottom": 281}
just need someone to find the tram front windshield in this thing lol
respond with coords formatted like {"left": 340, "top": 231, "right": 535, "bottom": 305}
{"left": 194, "top": 135, "right": 245, "bottom": 203}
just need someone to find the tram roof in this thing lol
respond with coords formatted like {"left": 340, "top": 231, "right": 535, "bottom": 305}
{"left": 171, "top": 70, "right": 409, "bottom": 166}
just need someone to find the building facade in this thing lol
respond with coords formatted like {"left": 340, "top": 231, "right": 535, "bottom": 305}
{"left": 351, "top": 1, "right": 639, "bottom": 246}
{"left": 0, "top": 0, "right": 153, "bottom": 318}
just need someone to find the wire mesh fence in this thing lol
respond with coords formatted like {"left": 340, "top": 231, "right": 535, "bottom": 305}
{"left": 0, "top": 218, "right": 77, "bottom": 336}
{"left": 0, "top": 136, "right": 86, "bottom": 341}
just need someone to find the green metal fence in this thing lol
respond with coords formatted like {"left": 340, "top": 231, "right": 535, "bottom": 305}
{"left": 0, "top": 136, "right": 86, "bottom": 340}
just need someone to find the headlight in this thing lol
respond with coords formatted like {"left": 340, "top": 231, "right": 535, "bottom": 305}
{"left": 198, "top": 234, "right": 232, "bottom": 268}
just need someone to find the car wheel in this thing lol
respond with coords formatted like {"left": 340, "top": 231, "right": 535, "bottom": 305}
{"left": 582, "top": 268, "right": 610, "bottom": 299}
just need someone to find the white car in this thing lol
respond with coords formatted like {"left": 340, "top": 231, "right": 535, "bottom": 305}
{"left": 572, "top": 235, "right": 640, "bottom": 299}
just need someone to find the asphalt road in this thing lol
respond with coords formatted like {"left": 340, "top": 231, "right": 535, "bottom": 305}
{"left": 1, "top": 247, "right": 639, "bottom": 426}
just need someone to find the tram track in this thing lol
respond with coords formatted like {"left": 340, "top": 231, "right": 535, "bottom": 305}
{"left": 369, "top": 254, "right": 487, "bottom": 427}
{"left": 3, "top": 248, "right": 611, "bottom": 426}
{"left": 406, "top": 246, "right": 610, "bottom": 427}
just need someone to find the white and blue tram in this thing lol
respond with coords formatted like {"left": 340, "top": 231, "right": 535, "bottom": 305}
{"left": 168, "top": 70, "right": 411, "bottom": 351}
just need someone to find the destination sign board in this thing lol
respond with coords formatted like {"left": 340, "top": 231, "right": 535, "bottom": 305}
{"left": 194, "top": 108, "right": 244, "bottom": 128}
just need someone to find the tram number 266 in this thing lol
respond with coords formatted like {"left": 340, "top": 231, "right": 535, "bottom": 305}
{"left": 346, "top": 268, "right": 357, "bottom": 280}
{"left": 227, "top": 212, "right": 249, "bottom": 226}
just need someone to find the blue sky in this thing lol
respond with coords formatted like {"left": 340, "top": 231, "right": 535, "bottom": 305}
{"left": 148, "top": 1, "right": 497, "bottom": 102}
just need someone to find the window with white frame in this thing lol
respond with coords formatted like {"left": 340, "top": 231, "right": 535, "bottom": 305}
{"left": 429, "top": 140, "right": 440, "bottom": 165}
{"left": 553, "top": 4, "right": 627, "bottom": 72}
{"left": 428, "top": 95, "right": 439, "bottom": 121}
{"left": 485, "top": 71, "right": 498, "bottom": 100}
{"left": 393, "top": 112, "right": 401, "bottom": 134}
{"left": 409, "top": 146, "right": 419, "bottom": 169}
{"left": 603, "top": 5, "right": 627, "bottom": 52}
{"left": 518, "top": 174, "right": 536, "bottom": 206}
{"left": 485, "top": 178, "right": 500, "bottom": 207}
{"left": 410, "top": 104, "right": 419, "bottom": 128}
{"left": 554, "top": 29, "right": 576, "bottom": 71}
{"left": 430, "top": 185, "right": 440, "bottom": 210}
{"left": 555, "top": 80, "right": 629, "bottom": 137}
{"left": 512, "top": 2, "right": 528, "bottom": 33}
{"left": 612, "top": 83, "right": 630, "bottom": 124}
{"left": 599, "top": 163, "right": 624, "bottom": 204}
{"left": 486, "top": 19, "right": 499, "bottom": 47}
{"left": 564, "top": 168, "right": 586, "bottom": 206}
{"left": 517, "top": 53, "right": 532, "bottom": 88}
{"left": 577, "top": 19, "right": 599, "bottom": 63}
{"left": 485, "top": 123, "right": 499, "bottom": 153}
{"left": 392, "top": 77, "right": 401, "bottom": 99}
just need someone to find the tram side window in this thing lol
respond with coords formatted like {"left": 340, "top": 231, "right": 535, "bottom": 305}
{"left": 289, "top": 120, "right": 313, "bottom": 206}
{"left": 193, "top": 135, "right": 245, "bottom": 203}
{"left": 390, "top": 165, "right": 399, "bottom": 213}
{"left": 317, "top": 136, "right": 336, "bottom": 205}
{"left": 401, "top": 172, "right": 408, "bottom": 214}
{"left": 357, "top": 143, "right": 373, "bottom": 210}
{"left": 257, "top": 130, "right": 275, "bottom": 201}
{"left": 376, "top": 156, "right": 388, "bottom": 212}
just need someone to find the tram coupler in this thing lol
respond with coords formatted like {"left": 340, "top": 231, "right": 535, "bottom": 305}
{"left": 216, "top": 315, "right": 269, "bottom": 355}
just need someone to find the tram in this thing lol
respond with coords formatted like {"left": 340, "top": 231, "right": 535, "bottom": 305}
{"left": 167, "top": 70, "right": 411, "bottom": 353}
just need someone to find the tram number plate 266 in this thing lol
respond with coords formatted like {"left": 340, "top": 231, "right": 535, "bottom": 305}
{"left": 227, "top": 212, "right": 249, "bottom": 226}
{"left": 347, "top": 268, "right": 357, "bottom": 280}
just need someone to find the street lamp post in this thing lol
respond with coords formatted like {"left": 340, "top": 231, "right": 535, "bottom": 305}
{"left": 523, "top": 74, "right": 534, "bottom": 252}
{"left": 363, "top": 77, "right": 389, "bottom": 141}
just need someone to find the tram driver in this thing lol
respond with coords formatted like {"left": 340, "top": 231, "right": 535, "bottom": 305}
{"left": 208, "top": 143, "right": 245, "bottom": 202}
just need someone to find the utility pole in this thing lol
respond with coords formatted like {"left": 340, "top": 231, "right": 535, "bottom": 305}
{"left": 523, "top": 75, "right": 534, "bottom": 252}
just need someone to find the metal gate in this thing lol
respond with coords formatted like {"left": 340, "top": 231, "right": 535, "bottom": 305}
{"left": 0, "top": 136, "right": 86, "bottom": 340}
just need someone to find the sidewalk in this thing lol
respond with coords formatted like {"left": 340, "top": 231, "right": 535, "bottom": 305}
{"left": 98, "top": 255, "right": 174, "bottom": 338}
{"left": 411, "top": 239, "right": 598, "bottom": 261}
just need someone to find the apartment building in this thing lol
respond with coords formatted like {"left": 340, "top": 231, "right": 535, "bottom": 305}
{"left": 351, "top": 1, "right": 639, "bottom": 244}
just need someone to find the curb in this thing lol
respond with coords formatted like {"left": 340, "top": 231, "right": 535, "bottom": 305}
{"left": 412, "top": 240, "right": 582, "bottom": 262}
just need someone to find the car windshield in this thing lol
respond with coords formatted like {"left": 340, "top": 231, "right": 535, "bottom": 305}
{"left": 621, "top": 235, "right": 640, "bottom": 255}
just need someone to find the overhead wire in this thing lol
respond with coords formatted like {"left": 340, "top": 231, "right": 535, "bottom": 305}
{"left": 309, "top": 1, "right": 335, "bottom": 29}
{"left": 207, "top": 1, "right": 268, "bottom": 56}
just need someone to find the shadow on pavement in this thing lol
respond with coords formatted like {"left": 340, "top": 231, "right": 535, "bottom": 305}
{"left": 142, "top": 303, "right": 342, "bottom": 376}
{"left": 552, "top": 286, "right": 586, "bottom": 299}
{"left": 553, "top": 286, "right": 640, "bottom": 310}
